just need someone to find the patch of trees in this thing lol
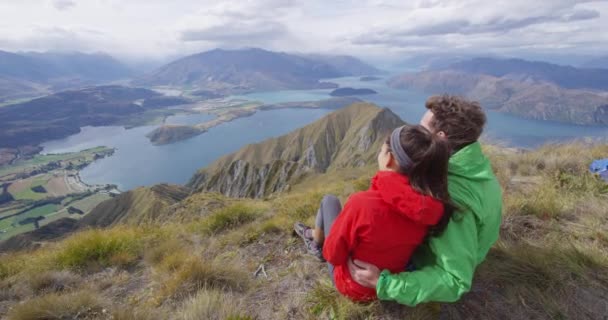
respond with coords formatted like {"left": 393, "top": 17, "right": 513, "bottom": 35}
{"left": 0, "top": 183, "right": 13, "bottom": 205}
{"left": 31, "top": 185, "right": 47, "bottom": 193}
{"left": 67, "top": 206, "right": 84, "bottom": 215}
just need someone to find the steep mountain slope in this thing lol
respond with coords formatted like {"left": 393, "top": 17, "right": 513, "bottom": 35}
{"left": 80, "top": 184, "right": 191, "bottom": 227}
{"left": 188, "top": 103, "right": 405, "bottom": 198}
{"left": 136, "top": 48, "right": 372, "bottom": 92}
{"left": 389, "top": 70, "right": 608, "bottom": 125}
{"left": 449, "top": 57, "right": 608, "bottom": 90}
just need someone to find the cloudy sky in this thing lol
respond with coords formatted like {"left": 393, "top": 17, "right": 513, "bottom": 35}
{"left": 0, "top": 0, "right": 607, "bottom": 63}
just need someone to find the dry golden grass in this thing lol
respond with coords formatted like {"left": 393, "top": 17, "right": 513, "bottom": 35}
{"left": 7, "top": 290, "right": 105, "bottom": 320}
{"left": 25, "top": 270, "right": 80, "bottom": 295}
{"left": 177, "top": 289, "right": 252, "bottom": 320}
{"left": 157, "top": 257, "right": 250, "bottom": 302}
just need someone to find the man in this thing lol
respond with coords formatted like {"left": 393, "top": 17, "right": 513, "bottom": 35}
{"left": 348, "top": 95, "right": 503, "bottom": 306}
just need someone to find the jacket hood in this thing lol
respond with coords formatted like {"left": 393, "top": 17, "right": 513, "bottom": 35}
{"left": 370, "top": 171, "right": 444, "bottom": 226}
{"left": 448, "top": 142, "right": 495, "bottom": 182}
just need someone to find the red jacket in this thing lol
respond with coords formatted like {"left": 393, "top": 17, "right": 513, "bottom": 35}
{"left": 323, "top": 170, "right": 444, "bottom": 301}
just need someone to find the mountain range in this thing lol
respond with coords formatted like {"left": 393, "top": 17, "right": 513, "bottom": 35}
{"left": 135, "top": 48, "right": 381, "bottom": 93}
{"left": 0, "top": 51, "right": 133, "bottom": 101}
{"left": 447, "top": 57, "right": 608, "bottom": 91}
{"left": 390, "top": 58, "right": 608, "bottom": 125}
{"left": 582, "top": 56, "right": 608, "bottom": 69}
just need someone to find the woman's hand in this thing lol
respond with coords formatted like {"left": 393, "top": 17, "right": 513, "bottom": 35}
{"left": 348, "top": 258, "right": 381, "bottom": 289}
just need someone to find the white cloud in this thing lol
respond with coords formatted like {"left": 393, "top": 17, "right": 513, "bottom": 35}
{"left": 52, "top": 0, "right": 75, "bottom": 11}
{"left": 0, "top": 0, "right": 605, "bottom": 61}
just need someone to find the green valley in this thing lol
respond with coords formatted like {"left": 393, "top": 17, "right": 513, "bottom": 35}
{"left": 0, "top": 147, "right": 117, "bottom": 241}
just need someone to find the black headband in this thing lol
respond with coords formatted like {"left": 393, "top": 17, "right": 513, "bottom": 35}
{"left": 390, "top": 126, "right": 413, "bottom": 171}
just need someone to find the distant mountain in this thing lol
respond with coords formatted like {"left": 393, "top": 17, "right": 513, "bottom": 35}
{"left": 188, "top": 103, "right": 404, "bottom": 198}
{"left": 23, "top": 52, "right": 133, "bottom": 82}
{"left": 448, "top": 58, "right": 608, "bottom": 91}
{"left": 330, "top": 87, "right": 377, "bottom": 96}
{"left": 0, "top": 85, "right": 182, "bottom": 148}
{"left": 136, "top": 48, "right": 375, "bottom": 92}
{"left": 582, "top": 56, "right": 608, "bottom": 69}
{"left": 389, "top": 70, "right": 608, "bottom": 125}
{"left": 0, "top": 51, "right": 132, "bottom": 83}
{"left": 302, "top": 54, "right": 383, "bottom": 76}
{"left": 0, "top": 51, "right": 133, "bottom": 101}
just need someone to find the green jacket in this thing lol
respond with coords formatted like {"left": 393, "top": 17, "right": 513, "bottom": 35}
{"left": 376, "top": 142, "right": 503, "bottom": 305}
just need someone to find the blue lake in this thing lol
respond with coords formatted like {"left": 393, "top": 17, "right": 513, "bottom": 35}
{"left": 42, "top": 108, "right": 330, "bottom": 190}
{"left": 42, "top": 76, "right": 608, "bottom": 190}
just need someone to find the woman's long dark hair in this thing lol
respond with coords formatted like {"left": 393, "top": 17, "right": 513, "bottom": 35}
{"left": 386, "top": 125, "right": 456, "bottom": 236}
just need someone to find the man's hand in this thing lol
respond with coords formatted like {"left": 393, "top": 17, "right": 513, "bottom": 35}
{"left": 348, "top": 258, "right": 381, "bottom": 289}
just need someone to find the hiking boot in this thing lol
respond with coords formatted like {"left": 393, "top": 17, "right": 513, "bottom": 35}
{"left": 293, "top": 221, "right": 313, "bottom": 241}
{"left": 293, "top": 222, "right": 324, "bottom": 261}
{"left": 304, "top": 237, "right": 325, "bottom": 262}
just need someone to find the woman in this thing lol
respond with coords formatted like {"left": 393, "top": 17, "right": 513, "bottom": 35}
{"left": 294, "top": 124, "right": 454, "bottom": 301}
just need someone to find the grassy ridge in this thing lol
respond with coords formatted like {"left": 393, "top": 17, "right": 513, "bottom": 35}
{"left": 0, "top": 142, "right": 607, "bottom": 319}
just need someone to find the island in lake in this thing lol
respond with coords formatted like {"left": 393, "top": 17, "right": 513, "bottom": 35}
{"left": 146, "top": 97, "right": 361, "bottom": 145}
{"left": 360, "top": 76, "right": 381, "bottom": 81}
{"left": 329, "top": 87, "right": 378, "bottom": 97}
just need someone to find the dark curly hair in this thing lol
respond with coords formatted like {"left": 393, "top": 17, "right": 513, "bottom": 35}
{"left": 425, "top": 95, "right": 486, "bottom": 151}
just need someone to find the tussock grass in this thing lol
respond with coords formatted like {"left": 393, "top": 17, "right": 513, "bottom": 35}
{"left": 191, "top": 203, "right": 262, "bottom": 235}
{"left": 111, "top": 307, "right": 165, "bottom": 320}
{"left": 53, "top": 227, "right": 146, "bottom": 270}
{"left": 491, "top": 142, "right": 608, "bottom": 222}
{"left": 7, "top": 290, "right": 105, "bottom": 320}
{"left": 306, "top": 281, "right": 377, "bottom": 320}
{"left": 0, "top": 254, "right": 27, "bottom": 280}
{"left": 467, "top": 241, "right": 608, "bottom": 319}
{"left": 144, "top": 237, "right": 188, "bottom": 267}
{"left": 483, "top": 242, "right": 608, "bottom": 288}
{"left": 177, "top": 289, "right": 251, "bottom": 320}
{"left": 1, "top": 226, "right": 160, "bottom": 280}
{"left": 25, "top": 270, "right": 80, "bottom": 294}
{"left": 158, "top": 258, "right": 249, "bottom": 301}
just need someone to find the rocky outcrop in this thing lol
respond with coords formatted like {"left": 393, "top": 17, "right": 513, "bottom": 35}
{"left": 187, "top": 103, "right": 405, "bottom": 198}
{"left": 594, "top": 105, "right": 608, "bottom": 125}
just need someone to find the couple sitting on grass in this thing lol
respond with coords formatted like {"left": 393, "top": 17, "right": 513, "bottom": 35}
{"left": 294, "top": 95, "right": 503, "bottom": 304}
